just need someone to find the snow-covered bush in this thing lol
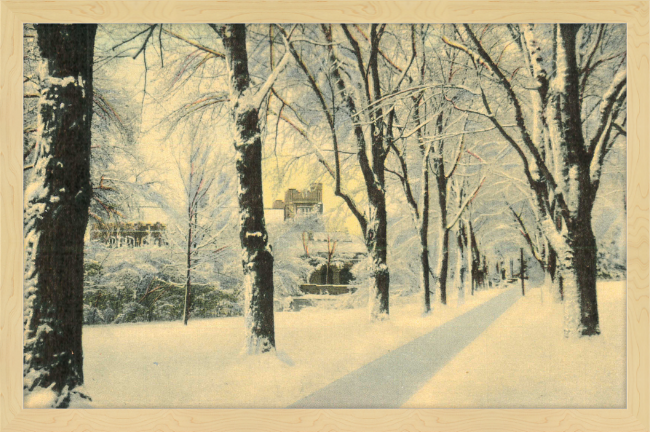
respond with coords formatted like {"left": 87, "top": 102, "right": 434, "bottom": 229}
{"left": 83, "top": 243, "right": 244, "bottom": 324}
{"left": 597, "top": 231, "right": 626, "bottom": 280}
{"left": 83, "top": 305, "right": 105, "bottom": 325}
{"left": 114, "top": 302, "right": 148, "bottom": 323}
{"left": 268, "top": 214, "right": 325, "bottom": 297}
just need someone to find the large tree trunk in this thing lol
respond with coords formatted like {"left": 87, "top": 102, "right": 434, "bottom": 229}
{"left": 23, "top": 24, "right": 97, "bottom": 407}
{"left": 546, "top": 24, "right": 600, "bottom": 336}
{"left": 367, "top": 193, "right": 390, "bottom": 320}
{"left": 220, "top": 24, "right": 275, "bottom": 353}
{"left": 557, "top": 212, "right": 600, "bottom": 335}
{"left": 366, "top": 25, "right": 391, "bottom": 320}
{"left": 432, "top": 144, "right": 449, "bottom": 305}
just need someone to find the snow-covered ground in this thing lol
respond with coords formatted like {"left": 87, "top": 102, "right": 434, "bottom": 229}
{"left": 25, "top": 281, "right": 625, "bottom": 409}
{"left": 71, "top": 288, "right": 504, "bottom": 408}
{"left": 402, "top": 280, "right": 626, "bottom": 408}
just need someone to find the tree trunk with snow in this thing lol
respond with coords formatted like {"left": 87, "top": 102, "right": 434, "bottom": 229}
{"left": 550, "top": 214, "right": 564, "bottom": 301}
{"left": 219, "top": 24, "right": 275, "bottom": 353}
{"left": 390, "top": 98, "right": 433, "bottom": 314}
{"left": 545, "top": 241, "right": 562, "bottom": 302}
{"left": 431, "top": 116, "right": 449, "bottom": 305}
{"left": 554, "top": 211, "right": 599, "bottom": 335}
{"left": 366, "top": 192, "right": 390, "bottom": 319}
{"left": 419, "top": 150, "right": 431, "bottom": 313}
{"left": 23, "top": 24, "right": 97, "bottom": 407}
{"left": 455, "top": 222, "right": 468, "bottom": 303}
{"left": 182, "top": 216, "right": 193, "bottom": 325}
{"left": 543, "top": 25, "right": 604, "bottom": 336}
{"left": 449, "top": 24, "right": 625, "bottom": 336}
{"left": 436, "top": 226, "right": 450, "bottom": 305}
{"left": 320, "top": 24, "right": 392, "bottom": 320}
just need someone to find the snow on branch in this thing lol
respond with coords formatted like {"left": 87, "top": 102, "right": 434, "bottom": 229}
{"left": 587, "top": 70, "right": 627, "bottom": 158}
{"left": 446, "top": 175, "right": 486, "bottom": 231}
{"left": 250, "top": 25, "right": 297, "bottom": 108}
{"left": 447, "top": 25, "right": 559, "bottom": 199}
{"left": 161, "top": 28, "right": 225, "bottom": 58}
{"left": 508, "top": 203, "right": 544, "bottom": 266}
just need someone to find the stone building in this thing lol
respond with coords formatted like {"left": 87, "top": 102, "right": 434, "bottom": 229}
{"left": 264, "top": 184, "right": 367, "bottom": 301}
{"left": 272, "top": 183, "right": 324, "bottom": 220}
{"left": 89, "top": 221, "right": 167, "bottom": 248}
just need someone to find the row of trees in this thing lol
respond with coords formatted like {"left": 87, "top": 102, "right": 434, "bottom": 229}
{"left": 23, "top": 23, "right": 626, "bottom": 406}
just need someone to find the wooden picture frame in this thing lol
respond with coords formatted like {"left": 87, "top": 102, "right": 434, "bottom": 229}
{"left": 1, "top": 1, "right": 647, "bottom": 431}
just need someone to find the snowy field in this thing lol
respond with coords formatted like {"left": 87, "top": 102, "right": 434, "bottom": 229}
{"left": 26, "top": 281, "right": 625, "bottom": 409}
{"left": 403, "top": 280, "right": 626, "bottom": 408}
{"left": 72, "top": 288, "right": 504, "bottom": 408}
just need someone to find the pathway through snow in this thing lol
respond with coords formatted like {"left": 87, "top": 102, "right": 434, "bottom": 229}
{"left": 290, "top": 287, "right": 520, "bottom": 408}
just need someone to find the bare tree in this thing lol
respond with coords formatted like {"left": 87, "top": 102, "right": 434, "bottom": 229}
{"left": 275, "top": 24, "right": 419, "bottom": 319}
{"left": 174, "top": 141, "right": 216, "bottom": 324}
{"left": 382, "top": 25, "right": 436, "bottom": 313}
{"left": 508, "top": 201, "right": 562, "bottom": 302}
{"left": 452, "top": 178, "right": 485, "bottom": 302}
{"left": 108, "top": 23, "right": 294, "bottom": 348}
{"left": 444, "top": 24, "right": 626, "bottom": 336}
{"left": 213, "top": 24, "right": 291, "bottom": 352}
{"left": 405, "top": 24, "right": 485, "bottom": 307}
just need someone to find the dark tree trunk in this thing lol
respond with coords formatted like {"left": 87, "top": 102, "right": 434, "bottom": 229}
{"left": 420, "top": 161, "right": 431, "bottom": 313}
{"left": 23, "top": 24, "right": 97, "bottom": 407}
{"left": 547, "top": 242, "right": 562, "bottom": 302}
{"left": 319, "top": 24, "right": 391, "bottom": 320}
{"left": 432, "top": 140, "right": 449, "bottom": 305}
{"left": 183, "top": 217, "right": 192, "bottom": 325}
{"left": 367, "top": 192, "right": 390, "bottom": 319}
{"left": 409, "top": 88, "right": 432, "bottom": 314}
{"left": 468, "top": 221, "right": 480, "bottom": 295}
{"left": 548, "top": 25, "right": 600, "bottom": 336}
{"left": 365, "top": 25, "right": 391, "bottom": 320}
{"left": 520, "top": 248, "right": 526, "bottom": 296}
{"left": 550, "top": 213, "right": 564, "bottom": 301}
{"left": 481, "top": 259, "right": 487, "bottom": 289}
{"left": 456, "top": 222, "right": 468, "bottom": 302}
{"left": 560, "top": 211, "right": 600, "bottom": 335}
{"left": 219, "top": 24, "right": 275, "bottom": 353}
{"left": 436, "top": 227, "right": 450, "bottom": 305}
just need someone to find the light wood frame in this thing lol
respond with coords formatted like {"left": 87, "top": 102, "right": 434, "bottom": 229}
{"left": 1, "top": 1, "right": 648, "bottom": 431}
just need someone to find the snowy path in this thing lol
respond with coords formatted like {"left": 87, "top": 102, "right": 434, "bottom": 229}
{"left": 289, "top": 287, "right": 521, "bottom": 408}
{"left": 402, "top": 282, "right": 626, "bottom": 408}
